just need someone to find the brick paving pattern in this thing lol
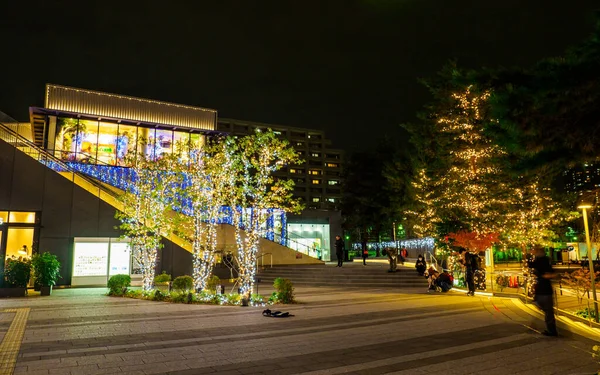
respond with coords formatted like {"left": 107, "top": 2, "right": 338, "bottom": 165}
{"left": 0, "top": 282, "right": 598, "bottom": 374}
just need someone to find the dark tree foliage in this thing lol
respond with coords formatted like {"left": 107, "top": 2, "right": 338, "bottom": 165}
{"left": 483, "top": 18, "right": 600, "bottom": 175}
{"left": 340, "top": 139, "right": 408, "bottom": 243}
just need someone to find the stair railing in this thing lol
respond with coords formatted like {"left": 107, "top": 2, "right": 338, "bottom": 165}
{"left": 258, "top": 252, "right": 273, "bottom": 269}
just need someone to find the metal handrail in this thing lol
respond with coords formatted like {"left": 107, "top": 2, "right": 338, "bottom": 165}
{"left": 257, "top": 252, "right": 273, "bottom": 269}
{"left": 0, "top": 121, "right": 123, "bottom": 203}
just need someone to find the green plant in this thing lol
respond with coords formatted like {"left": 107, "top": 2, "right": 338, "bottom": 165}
{"left": 226, "top": 293, "right": 241, "bottom": 305}
{"left": 152, "top": 289, "right": 166, "bottom": 301}
{"left": 126, "top": 289, "right": 142, "bottom": 299}
{"left": 172, "top": 275, "right": 194, "bottom": 292}
{"left": 107, "top": 274, "right": 131, "bottom": 296}
{"left": 575, "top": 307, "right": 597, "bottom": 320}
{"left": 4, "top": 258, "right": 32, "bottom": 288}
{"left": 206, "top": 275, "right": 220, "bottom": 292}
{"left": 153, "top": 271, "right": 171, "bottom": 285}
{"left": 273, "top": 277, "right": 295, "bottom": 304}
{"left": 31, "top": 252, "right": 61, "bottom": 287}
{"left": 495, "top": 274, "right": 509, "bottom": 291}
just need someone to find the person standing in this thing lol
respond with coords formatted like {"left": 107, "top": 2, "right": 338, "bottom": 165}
{"left": 335, "top": 235, "right": 345, "bottom": 267}
{"left": 461, "top": 249, "right": 476, "bottom": 296}
{"left": 529, "top": 246, "right": 558, "bottom": 336}
{"left": 361, "top": 239, "right": 368, "bottom": 266}
{"left": 386, "top": 247, "right": 398, "bottom": 272}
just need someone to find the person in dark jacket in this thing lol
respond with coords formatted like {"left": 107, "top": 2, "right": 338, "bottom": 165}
{"left": 460, "top": 249, "right": 477, "bottom": 296}
{"left": 334, "top": 235, "right": 345, "bottom": 267}
{"left": 361, "top": 239, "right": 368, "bottom": 266}
{"left": 529, "top": 246, "right": 558, "bottom": 336}
{"left": 415, "top": 254, "right": 427, "bottom": 276}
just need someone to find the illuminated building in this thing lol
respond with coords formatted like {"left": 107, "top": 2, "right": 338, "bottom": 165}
{"left": 0, "top": 84, "right": 322, "bottom": 289}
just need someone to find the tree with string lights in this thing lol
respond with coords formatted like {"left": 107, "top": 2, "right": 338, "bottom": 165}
{"left": 227, "top": 130, "right": 303, "bottom": 304}
{"left": 116, "top": 140, "right": 180, "bottom": 291}
{"left": 175, "top": 138, "right": 238, "bottom": 293}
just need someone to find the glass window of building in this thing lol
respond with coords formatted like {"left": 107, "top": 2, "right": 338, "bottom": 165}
{"left": 78, "top": 119, "right": 99, "bottom": 161}
{"left": 155, "top": 129, "right": 173, "bottom": 158}
{"left": 311, "top": 152, "right": 321, "bottom": 158}
{"left": 116, "top": 124, "right": 138, "bottom": 166}
{"left": 311, "top": 179, "right": 321, "bottom": 185}
{"left": 8, "top": 211, "right": 36, "bottom": 223}
{"left": 309, "top": 170, "right": 321, "bottom": 175}
{"left": 327, "top": 198, "right": 336, "bottom": 203}
{"left": 328, "top": 180, "right": 339, "bottom": 186}
{"left": 173, "top": 131, "right": 190, "bottom": 160}
{"left": 54, "top": 117, "right": 81, "bottom": 160}
{"left": 190, "top": 133, "right": 204, "bottom": 149}
{"left": 97, "top": 121, "right": 118, "bottom": 165}
{"left": 290, "top": 168, "right": 298, "bottom": 174}
{"left": 326, "top": 163, "right": 339, "bottom": 168}
{"left": 0, "top": 211, "right": 7, "bottom": 224}
{"left": 312, "top": 197, "right": 320, "bottom": 202}
{"left": 296, "top": 142, "right": 304, "bottom": 147}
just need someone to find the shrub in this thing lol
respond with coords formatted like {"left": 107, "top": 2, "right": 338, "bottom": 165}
{"left": 273, "top": 277, "right": 295, "bottom": 304}
{"left": 153, "top": 271, "right": 171, "bottom": 285}
{"left": 172, "top": 275, "right": 194, "bottom": 292}
{"left": 152, "top": 289, "right": 166, "bottom": 301}
{"left": 31, "top": 252, "right": 61, "bottom": 287}
{"left": 495, "top": 274, "right": 509, "bottom": 291}
{"left": 226, "top": 293, "right": 241, "bottom": 305}
{"left": 206, "top": 275, "right": 220, "bottom": 292}
{"left": 126, "top": 289, "right": 142, "bottom": 299}
{"left": 107, "top": 274, "right": 131, "bottom": 296}
{"left": 575, "top": 307, "right": 597, "bottom": 320}
{"left": 4, "top": 258, "right": 32, "bottom": 288}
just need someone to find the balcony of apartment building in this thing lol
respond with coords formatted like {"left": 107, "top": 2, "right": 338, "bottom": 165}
{"left": 290, "top": 131, "right": 306, "bottom": 139}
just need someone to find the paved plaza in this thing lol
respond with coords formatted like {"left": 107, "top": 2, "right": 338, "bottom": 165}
{"left": 0, "top": 285, "right": 599, "bottom": 375}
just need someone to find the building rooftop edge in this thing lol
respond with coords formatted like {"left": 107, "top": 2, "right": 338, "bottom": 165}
{"left": 45, "top": 84, "right": 218, "bottom": 113}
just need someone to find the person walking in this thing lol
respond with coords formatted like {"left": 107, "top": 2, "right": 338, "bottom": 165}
{"left": 335, "top": 235, "right": 345, "bottom": 267}
{"left": 361, "top": 239, "right": 368, "bottom": 266}
{"left": 529, "top": 245, "right": 558, "bottom": 336}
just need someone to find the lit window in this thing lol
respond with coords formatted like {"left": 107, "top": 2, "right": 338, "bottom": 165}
{"left": 312, "top": 197, "right": 320, "bottom": 203}
{"left": 326, "top": 163, "right": 339, "bottom": 168}
{"left": 290, "top": 169, "right": 297, "bottom": 174}
{"left": 312, "top": 179, "right": 321, "bottom": 185}
{"left": 311, "top": 153, "right": 320, "bottom": 158}
{"left": 273, "top": 131, "right": 282, "bottom": 135}
{"left": 296, "top": 142, "right": 304, "bottom": 146}
{"left": 327, "top": 198, "right": 336, "bottom": 203}
{"left": 309, "top": 170, "right": 320, "bottom": 175}
{"left": 328, "top": 180, "right": 339, "bottom": 186}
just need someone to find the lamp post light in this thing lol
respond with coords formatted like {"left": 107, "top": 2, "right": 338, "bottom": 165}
{"left": 577, "top": 204, "right": 599, "bottom": 323}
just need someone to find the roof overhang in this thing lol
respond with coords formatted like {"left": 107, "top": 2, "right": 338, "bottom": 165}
{"left": 44, "top": 84, "right": 217, "bottom": 131}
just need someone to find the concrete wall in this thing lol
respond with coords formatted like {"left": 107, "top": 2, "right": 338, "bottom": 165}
{"left": 217, "top": 224, "right": 323, "bottom": 265}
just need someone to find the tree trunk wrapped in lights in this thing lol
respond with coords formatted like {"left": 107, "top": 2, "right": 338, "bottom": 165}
{"left": 179, "top": 138, "right": 238, "bottom": 293}
{"left": 116, "top": 139, "right": 179, "bottom": 291}
{"left": 227, "top": 130, "right": 303, "bottom": 303}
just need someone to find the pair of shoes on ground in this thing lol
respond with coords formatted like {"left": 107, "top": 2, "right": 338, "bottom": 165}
{"left": 262, "top": 309, "right": 294, "bottom": 318}
{"left": 541, "top": 330, "right": 558, "bottom": 337}
{"left": 466, "top": 291, "right": 475, "bottom": 296}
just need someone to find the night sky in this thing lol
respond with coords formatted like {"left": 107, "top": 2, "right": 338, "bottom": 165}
{"left": 2, "top": 1, "right": 598, "bottom": 151}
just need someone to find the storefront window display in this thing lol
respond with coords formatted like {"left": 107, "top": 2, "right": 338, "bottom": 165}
{"left": 72, "top": 238, "right": 134, "bottom": 286}
{"left": 53, "top": 116, "right": 206, "bottom": 166}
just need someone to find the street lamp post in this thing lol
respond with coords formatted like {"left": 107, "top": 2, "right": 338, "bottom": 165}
{"left": 578, "top": 204, "right": 599, "bottom": 323}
